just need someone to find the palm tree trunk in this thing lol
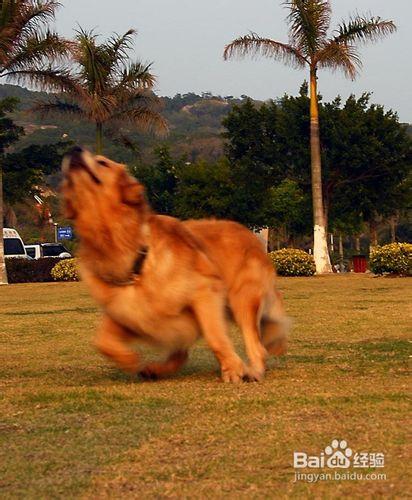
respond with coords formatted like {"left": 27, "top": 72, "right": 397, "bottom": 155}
{"left": 339, "top": 233, "right": 344, "bottom": 272}
{"left": 369, "top": 219, "right": 378, "bottom": 247}
{"left": 96, "top": 122, "right": 103, "bottom": 154}
{"left": 309, "top": 67, "right": 332, "bottom": 274}
{"left": 389, "top": 215, "right": 397, "bottom": 242}
{"left": 268, "top": 228, "right": 275, "bottom": 252}
{"left": 0, "top": 164, "right": 8, "bottom": 285}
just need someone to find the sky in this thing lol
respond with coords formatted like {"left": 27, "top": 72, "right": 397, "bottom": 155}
{"left": 54, "top": 0, "right": 411, "bottom": 122}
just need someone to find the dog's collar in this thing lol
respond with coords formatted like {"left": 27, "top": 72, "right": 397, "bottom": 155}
{"left": 132, "top": 246, "right": 148, "bottom": 275}
{"left": 103, "top": 246, "right": 149, "bottom": 287}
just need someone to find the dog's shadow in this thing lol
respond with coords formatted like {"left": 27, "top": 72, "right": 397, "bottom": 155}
{"left": 106, "top": 358, "right": 217, "bottom": 384}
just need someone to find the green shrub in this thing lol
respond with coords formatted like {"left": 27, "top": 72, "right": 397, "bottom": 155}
{"left": 269, "top": 248, "right": 316, "bottom": 276}
{"left": 51, "top": 258, "right": 79, "bottom": 281}
{"left": 6, "top": 257, "right": 63, "bottom": 283}
{"left": 369, "top": 243, "right": 412, "bottom": 276}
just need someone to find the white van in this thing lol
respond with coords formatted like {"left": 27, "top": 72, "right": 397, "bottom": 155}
{"left": 3, "top": 228, "right": 28, "bottom": 258}
{"left": 25, "top": 243, "right": 72, "bottom": 259}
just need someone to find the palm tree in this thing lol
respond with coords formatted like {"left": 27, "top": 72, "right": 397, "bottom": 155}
{"left": 0, "top": 0, "right": 72, "bottom": 285}
{"left": 36, "top": 28, "right": 168, "bottom": 154}
{"left": 224, "top": 0, "right": 396, "bottom": 273}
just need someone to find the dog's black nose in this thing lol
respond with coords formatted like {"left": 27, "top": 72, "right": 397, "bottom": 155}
{"left": 67, "top": 146, "right": 84, "bottom": 158}
{"left": 63, "top": 146, "right": 85, "bottom": 174}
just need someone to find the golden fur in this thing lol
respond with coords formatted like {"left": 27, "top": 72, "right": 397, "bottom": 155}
{"left": 61, "top": 148, "right": 288, "bottom": 382}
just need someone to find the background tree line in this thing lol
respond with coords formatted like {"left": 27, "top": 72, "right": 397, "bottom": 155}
{"left": 3, "top": 82, "right": 411, "bottom": 254}
{"left": 132, "top": 84, "right": 411, "bottom": 254}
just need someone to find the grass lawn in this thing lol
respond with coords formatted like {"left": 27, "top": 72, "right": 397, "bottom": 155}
{"left": 0, "top": 275, "right": 410, "bottom": 498}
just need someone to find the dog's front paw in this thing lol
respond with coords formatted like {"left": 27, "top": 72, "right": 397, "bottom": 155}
{"left": 243, "top": 364, "right": 265, "bottom": 382}
{"left": 221, "top": 357, "right": 255, "bottom": 383}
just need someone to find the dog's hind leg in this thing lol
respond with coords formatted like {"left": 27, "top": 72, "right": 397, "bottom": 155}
{"left": 192, "top": 288, "right": 253, "bottom": 383}
{"left": 228, "top": 287, "right": 268, "bottom": 381}
{"left": 94, "top": 315, "right": 141, "bottom": 374}
{"left": 139, "top": 350, "right": 189, "bottom": 380}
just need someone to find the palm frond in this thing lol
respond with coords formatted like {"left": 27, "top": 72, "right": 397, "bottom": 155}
{"left": 113, "top": 106, "right": 169, "bottom": 136}
{"left": 284, "top": 0, "right": 331, "bottom": 55}
{"left": 115, "top": 91, "right": 161, "bottom": 110}
{"left": 109, "top": 89, "right": 167, "bottom": 135}
{"left": 316, "top": 40, "right": 361, "bottom": 79}
{"left": 0, "top": 0, "right": 60, "bottom": 33}
{"left": 104, "top": 29, "right": 136, "bottom": 65}
{"left": 0, "top": 0, "right": 63, "bottom": 64}
{"left": 86, "top": 93, "right": 118, "bottom": 123}
{"left": 116, "top": 61, "right": 155, "bottom": 91}
{"left": 2, "top": 30, "right": 70, "bottom": 72}
{"left": 73, "top": 28, "right": 112, "bottom": 94}
{"left": 224, "top": 32, "right": 307, "bottom": 68}
{"left": 3, "top": 65, "right": 80, "bottom": 92}
{"left": 333, "top": 15, "right": 397, "bottom": 45}
{"left": 31, "top": 98, "right": 84, "bottom": 118}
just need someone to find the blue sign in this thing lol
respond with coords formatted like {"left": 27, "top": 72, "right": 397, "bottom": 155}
{"left": 57, "top": 226, "right": 73, "bottom": 240}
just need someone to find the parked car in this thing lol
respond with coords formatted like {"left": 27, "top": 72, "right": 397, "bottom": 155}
{"left": 3, "top": 228, "right": 28, "bottom": 258}
{"left": 25, "top": 243, "right": 72, "bottom": 259}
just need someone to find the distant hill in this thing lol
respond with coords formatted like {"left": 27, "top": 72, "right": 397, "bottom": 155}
{"left": 2, "top": 83, "right": 410, "bottom": 164}
{"left": 0, "top": 84, "right": 253, "bottom": 163}
{"left": 0, "top": 84, "right": 50, "bottom": 108}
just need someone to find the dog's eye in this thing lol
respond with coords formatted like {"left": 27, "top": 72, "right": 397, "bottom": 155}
{"left": 98, "top": 160, "right": 109, "bottom": 167}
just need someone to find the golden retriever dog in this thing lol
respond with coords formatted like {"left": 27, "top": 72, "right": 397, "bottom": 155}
{"left": 61, "top": 147, "right": 288, "bottom": 382}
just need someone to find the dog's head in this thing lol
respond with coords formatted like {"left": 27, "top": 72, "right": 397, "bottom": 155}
{"left": 61, "top": 147, "right": 149, "bottom": 279}
{"left": 61, "top": 147, "right": 145, "bottom": 221}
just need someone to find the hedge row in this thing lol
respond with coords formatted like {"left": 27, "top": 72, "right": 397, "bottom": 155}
{"left": 370, "top": 243, "right": 412, "bottom": 276}
{"left": 5, "top": 258, "right": 64, "bottom": 283}
{"left": 269, "top": 248, "right": 316, "bottom": 276}
{"left": 270, "top": 244, "right": 412, "bottom": 276}
{"left": 8, "top": 250, "right": 316, "bottom": 282}
{"left": 5, "top": 257, "right": 79, "bottom": 283}
{"left": 50, "top": 258, "right": 79, "bottom": 281}
{"left": 5, "top": 243, "right": 411, "bottom": 283}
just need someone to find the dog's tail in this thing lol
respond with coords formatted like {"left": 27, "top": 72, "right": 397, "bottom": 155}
{"left": 260, "top": 288, "right": 290, "bottom": 356}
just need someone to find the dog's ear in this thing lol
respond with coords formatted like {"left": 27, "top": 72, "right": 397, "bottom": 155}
{"left": 120, "top": 173, "right": 145, "bottom": 206}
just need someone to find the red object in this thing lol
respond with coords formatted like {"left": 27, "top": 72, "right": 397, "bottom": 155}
{"left": 353, "top": 255, "right": 368, "bottom": 273}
